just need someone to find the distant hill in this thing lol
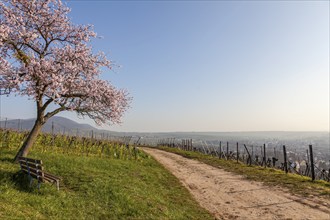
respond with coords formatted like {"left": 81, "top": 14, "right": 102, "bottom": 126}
{"left": 0, "top": 116, "right": 109, "bottom": 136}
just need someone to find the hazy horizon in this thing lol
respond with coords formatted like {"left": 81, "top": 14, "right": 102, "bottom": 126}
{"left": 1, "top": 1, "right": 329, "bottom": 132}
{"left": 0, "top": 116, "right": 329, "bottom": 134}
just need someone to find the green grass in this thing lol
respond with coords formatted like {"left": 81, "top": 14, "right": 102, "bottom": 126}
{"left": 0, "top": 148, "right": 213, "bottom": 219}
{"left": 158, "top": 146, "right": 330, "bottom": 199}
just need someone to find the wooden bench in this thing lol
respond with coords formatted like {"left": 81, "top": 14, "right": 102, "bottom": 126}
{"left": 18, "top": 156, "right": 61, "bottom": 191}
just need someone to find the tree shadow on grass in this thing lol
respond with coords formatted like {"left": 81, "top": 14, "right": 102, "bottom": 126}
{"left": 1, "top": 170, "right": 37, "bottom": 193}
{"left": 0, "top": 155, "right": 42, "bottom": 193}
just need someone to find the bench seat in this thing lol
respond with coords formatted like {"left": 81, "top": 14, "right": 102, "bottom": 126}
{"left": 18, "top": 156, "right": 61, "bottom": 191}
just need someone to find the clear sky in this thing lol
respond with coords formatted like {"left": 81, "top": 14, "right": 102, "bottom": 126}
{"left": 0, "top": 0, "right": 329, "bottom": 132}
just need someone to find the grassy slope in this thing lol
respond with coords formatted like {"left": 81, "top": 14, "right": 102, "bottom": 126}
{"left": 0, "top": 148, "right": 212, "bottom": 219}
{"left": 158, "top": 146, "right": 330, "bottom": 199}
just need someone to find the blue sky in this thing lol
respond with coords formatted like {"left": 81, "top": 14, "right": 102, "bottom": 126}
{"left": 1, "top": 1, "right": 329, "bottom": 132}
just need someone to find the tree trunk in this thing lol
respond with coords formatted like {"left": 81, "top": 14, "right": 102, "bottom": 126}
{"left": 14, "top": 119, "right": 43, "bottom": 162}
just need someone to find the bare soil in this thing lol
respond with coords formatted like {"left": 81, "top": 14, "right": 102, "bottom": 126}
{"left": 143, "top": 147, "right": 330, "bottom": 220}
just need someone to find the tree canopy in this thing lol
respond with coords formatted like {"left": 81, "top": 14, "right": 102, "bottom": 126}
{"left": 0, "top": 0, "right": 131, "bottom": 125}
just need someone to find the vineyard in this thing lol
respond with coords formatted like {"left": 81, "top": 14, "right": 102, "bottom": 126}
{"left": 0, "top": 129, "right": 143, "bottom": 160}
{"left": 157, "top": 138, "right": 330, "bottom": 182}
{"left": 1, "top": 127, "right": 329, "bottom": 182}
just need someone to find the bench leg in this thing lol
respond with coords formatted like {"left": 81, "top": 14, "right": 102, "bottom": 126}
{"left": 56, "top": 180, "right": 59, "bottom": 191}
{"left": 29, "top": 176, "right": 33, "bottom": 187}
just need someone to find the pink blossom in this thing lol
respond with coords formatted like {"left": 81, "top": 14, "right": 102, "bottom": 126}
{"left": 0, "top": 0, "right": 131, "bottom": 125}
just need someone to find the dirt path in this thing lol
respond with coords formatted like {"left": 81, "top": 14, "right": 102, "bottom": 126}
{"left": 143, "top": 148, "right": 330, "bottom": 220}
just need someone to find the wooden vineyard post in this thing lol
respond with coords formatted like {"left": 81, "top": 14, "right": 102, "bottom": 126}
{"left": 236, "top": 142, "right": 239, "bottom": 163}
{"left": 4, "top": 118, "right": 7, "bottom": 130}
{"left": 283, "top": 145, "right": 288, "bottom": 173}
{"left": 219, "top": 141, "right": 222, "bottom": 159}
{"left": 309, "top": 145, "right": 315, "bottom": 181}
{"left": 243, "top": 144, "right": 251, "bottom": 165}
{"left": 226, "top": 142, "right": 229, "bottom": 160}
{"left": 263, "top": 144, "right": 266, "bottom": 168}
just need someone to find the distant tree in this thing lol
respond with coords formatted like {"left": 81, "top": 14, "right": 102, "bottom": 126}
{"left": 0, "top": 0, "right": 131, "bottom": 161}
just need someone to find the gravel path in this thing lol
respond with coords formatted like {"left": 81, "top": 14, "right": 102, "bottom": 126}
{"left": 143, "top": 148, "right": 330, "bottom": 220}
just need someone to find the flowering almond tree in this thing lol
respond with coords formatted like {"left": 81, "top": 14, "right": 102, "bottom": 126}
{"left": 0, "top": 0, "right": 131, "bottom": 161}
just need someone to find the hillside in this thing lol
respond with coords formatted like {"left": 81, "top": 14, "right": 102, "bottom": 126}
{"left": 0, "top": 130, "right": 212, "bottom": 219}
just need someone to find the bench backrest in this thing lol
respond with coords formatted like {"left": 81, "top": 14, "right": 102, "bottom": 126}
{"left": 18, "top": 156, "right": 45, "bottom": 183}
